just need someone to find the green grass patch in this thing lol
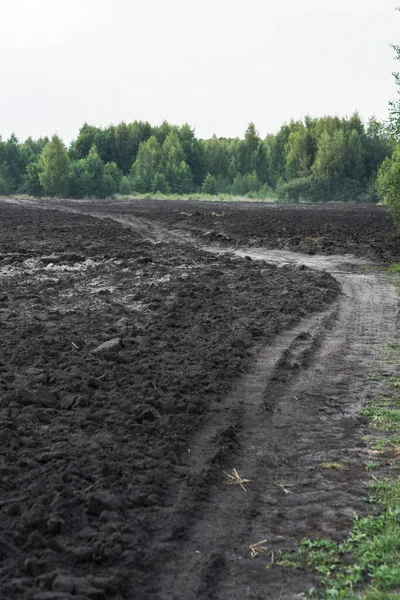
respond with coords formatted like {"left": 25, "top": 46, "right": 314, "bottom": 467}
{"left": 115, "top": 192, "right": 278, "bottom": 203}
{"left": 276, "top": 479, "right": 400, "bottom": 598}
{"left": 387, "top": 264, "right": 400, "bottom": 274}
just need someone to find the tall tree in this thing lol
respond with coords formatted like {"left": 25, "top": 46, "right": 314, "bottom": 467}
{"left": 285, "top": 126, "right": 315, "bottom": 179}
{"left": 131, "top": 136, "right": 162, "bottom": 192}
{"left": 39, "top": 135, "right": 70, "bottom": 197}
{"left": 377, "top": 146, "right": 400, "bottom": 225}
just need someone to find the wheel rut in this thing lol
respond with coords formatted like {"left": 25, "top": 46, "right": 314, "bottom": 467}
{"left": 155, "top": 256, "right": 398, "bottom": 600}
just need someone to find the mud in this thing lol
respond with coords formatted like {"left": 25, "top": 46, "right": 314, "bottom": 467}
{"left": 0, "top": 198, "right": 398, "bottom": 600}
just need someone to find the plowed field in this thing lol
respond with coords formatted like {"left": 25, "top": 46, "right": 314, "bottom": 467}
{"left": 0, "top": 198, "right": 399, "bottom": 600}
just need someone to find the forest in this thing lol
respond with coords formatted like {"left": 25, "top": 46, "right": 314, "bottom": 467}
{"left": 0, "top": 113, "right": 394, "bottom": 202}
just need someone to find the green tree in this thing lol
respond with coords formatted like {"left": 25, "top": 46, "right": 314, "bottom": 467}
{"left": 119, "top": 175, "right": 132, "bottom": 195}
{"left": 161, "top": 131, "right": 185, "bottom": 171}
{"left": 231, "top": 171, "right": 260, "bottom": 195}
{"left": 102, "top": 162, "right": 122, "bottom": 197}
{"left": 173, "top": 161, "right": 193, "bottom": 193}
{"left": 71, "top": 123, "right": 99, "bottom": 160}
{"left": 388, "top": 32, "right": 400, "bottom": 139}
{"left": 376, "top": 19, "right": 400, "bottom": 222}
{"left": 178, "top": 123, "right": 205, "bottom": 186}
{"left": 130, "top": 136, "right": 162, "bottom": 192}
{"left": 104, "top": 161, "right": 122, "bottom": 189}
{"left": 23, "top": 160, "right": 44, "bottom": 196}
{"left": 68, "top": 145, "right": 120, "bottom": 198}
{"left": 265, "top": 123, "right": 295, "bottom": 186}
{"left": 236, "top": 123, "right": 260, "bottom": 175}
{"left": 39, "top": 135, "right": 70, "bottom": 197}
{"left": 202, "top": 173, "right": 217, "bottom": 195}
{"left": 365, "top": 118, "right": 394, "bottom": 177}
{"left": 377, "top": 145, "right": 400, "bottom": 224}
{"left": 161, "top": 131, "right": 192, "bottom": 192}
{"left": 312, "top": 130, "right": 343, "bottom": 180}
{"left": 0, "top": 134, "right": 25, "bottom": 192}
{"left": 151, "top": 172, "right": 170, "bottom": 194}
{"left": 203, "top": 135, "right": 231, "bottom": 180}
{"left": 285, "top": 126, "right": 315, "bottom": 180}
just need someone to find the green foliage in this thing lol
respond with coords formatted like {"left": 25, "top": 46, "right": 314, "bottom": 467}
{"left": 130, "top": 136, "right": 162, "bottom": 193}
{"left": 377, "top": 146, "right": 400, "bottom": 225}
{"left": 104, "top": 161, "right": 122, "bottom": 189}
{"left": 376, "top": 19, "right": 400, "bottom": 230}
{"left": 231, "top": 171, "right": 260, "bottom": 195}
{"left": 0, "top": 175, "right": 10, "bottom": 195}
{"left": 172, "top": 161, "right": 193, "bottom": 194}
{"left": 39, "top": 135, "right": 70, "bottom": 197}
{"left": 68, "top": 145, "right": 121, "bottom": 199}
{"left": 22, "top": 160, "right": 44, "bottom": 196}
{"left": 388, "top": 35, "right": 400, "bottom": 139}
{"left": 202, "top": 173, "right": 218, "bottom": 195}
{"left": 387, "top": 263, "right": 400, "bottom": 274}
{"left": 0, "top": 114, "right": 393, "bottom": 200}
{"left": 119, "top": 175, "right": 132, "bottom": 195}
{"left": 151, "top": 172, "right": 169, "bottom": 194}
{"left": 285, "top": 126, "right": 315, "bottom": 179}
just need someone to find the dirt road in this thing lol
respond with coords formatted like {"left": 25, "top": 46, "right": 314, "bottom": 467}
{"left": 156, "top": 249, "right": 397, "bottom": 599}
{"left": 0, "top": 198, "right": 398, "bottom": 599}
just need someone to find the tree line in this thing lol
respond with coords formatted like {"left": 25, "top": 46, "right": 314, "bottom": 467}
{"left": 0, "top": 113, "right": 394, "bottom": 202}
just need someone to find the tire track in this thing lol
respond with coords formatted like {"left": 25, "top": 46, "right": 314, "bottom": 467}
{"left": 156, "top": 254, "right": 398, "bottom": 600}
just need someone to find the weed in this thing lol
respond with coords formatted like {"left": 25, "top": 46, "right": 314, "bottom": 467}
{"left": 365, "top": 462, "right": 379, "bottom": 471}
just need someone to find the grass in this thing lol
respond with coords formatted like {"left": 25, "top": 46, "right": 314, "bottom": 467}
{"left": 115, "top": 192, "right": 277, "bottom": 203}
{"left": 276, "top": 479, "right": 400, "bottom": 599}
{"left": 273, "top": 270, "right": 400, "bottom": 598}
{"left": 277, "top": 481, "right": 400, "bottom": 599}
{"left": 387, "top": 264, "right": 400, "bottom": 274}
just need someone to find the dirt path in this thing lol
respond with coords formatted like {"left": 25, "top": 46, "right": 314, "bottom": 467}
{"left": 3, "top": 198, "right": 398, "bottom": 598}
{"left": 1, "top": 197, "right": 195, "bottom": 245}
{"left": 154, "top": 251, "right": 398, "bottom": 599}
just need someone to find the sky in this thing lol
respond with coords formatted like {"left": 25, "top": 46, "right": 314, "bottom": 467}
{"left": 1, "top": 0, "right": 400, "bottom": 143}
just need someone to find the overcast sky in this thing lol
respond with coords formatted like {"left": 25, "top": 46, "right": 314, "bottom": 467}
{"left": 1, "top": 0, "right": 399, "bottom": 143}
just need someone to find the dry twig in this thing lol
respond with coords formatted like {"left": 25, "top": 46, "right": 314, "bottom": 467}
{"left": 249, "top": 539, "right": 268, "bottom": 558}
{"left": 276, "top": 482, "right": 293, "bottom": 495}
{"left": 225, "top": 468, "right": 252, "bottom": 492}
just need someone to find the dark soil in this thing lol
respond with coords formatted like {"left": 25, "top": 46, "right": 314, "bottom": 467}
{"left": 0, "top": 203, "right": 341, "bottom": 600}
{"left": 62, "top": 199, "right": 400, "bottom": 261}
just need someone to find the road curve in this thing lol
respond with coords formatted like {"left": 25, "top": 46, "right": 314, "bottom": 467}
{"left": 156, "top": 249, "right": 398, "bottom": 600}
